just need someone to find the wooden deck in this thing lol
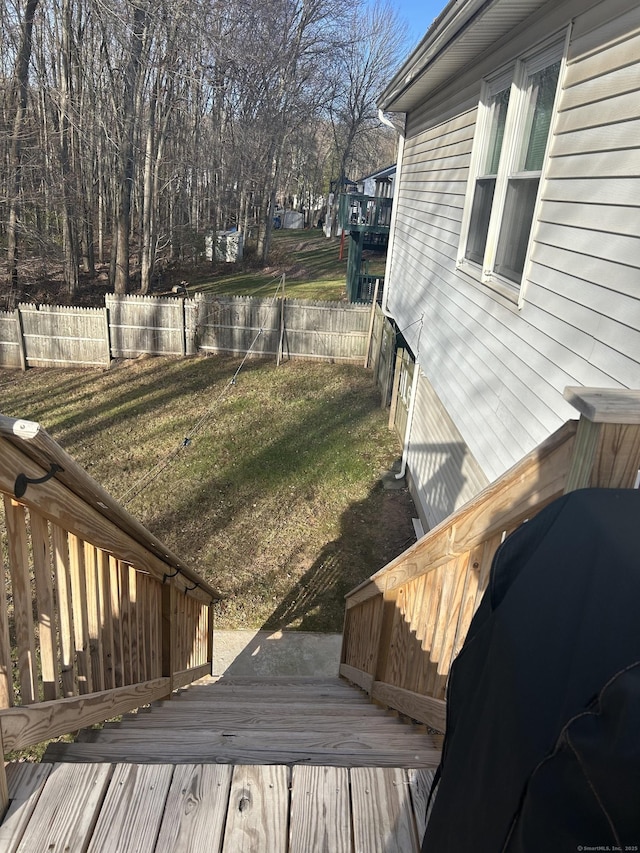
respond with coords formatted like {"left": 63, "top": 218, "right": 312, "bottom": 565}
{"left": 1, "top": 677, "right": 441, "bottom": 851}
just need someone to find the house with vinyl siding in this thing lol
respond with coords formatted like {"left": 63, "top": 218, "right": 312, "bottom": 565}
{"left": 378, "top": 0, "right": 640, "bottom": 531}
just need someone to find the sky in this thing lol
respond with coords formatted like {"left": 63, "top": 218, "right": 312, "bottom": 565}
{"left": 394, "top": 0, "right": 449, "bottom": 48}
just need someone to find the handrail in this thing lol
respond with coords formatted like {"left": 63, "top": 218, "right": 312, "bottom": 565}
{"left": 0, "top": 414, "right": 221, "bottom": 814}
{"left": 0, "top": 415, "right": 220, "bottom": 599}
{"left": 340, "top": 388, "right": 640, "bottom": 731}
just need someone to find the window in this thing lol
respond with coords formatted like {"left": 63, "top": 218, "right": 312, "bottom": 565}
{"left": 459, "top": 37, "right": 565, "bottom": 293}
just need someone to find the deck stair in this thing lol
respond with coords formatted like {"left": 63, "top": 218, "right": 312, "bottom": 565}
{"left": 42, "top": 675, "right": 442, "bottom": 767}
{"left": 2, "top": 677, "right": 440, "bottom": 851}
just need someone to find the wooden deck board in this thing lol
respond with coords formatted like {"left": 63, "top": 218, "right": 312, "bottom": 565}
{"left": 3, "top": 763, "right": 432, "bottom": 851}
{"left": 289, "top": 765, "right": 351, "bottom": 853}
{"left": 155, "top": 764, "right": 233, "bottom": 853}
{"left": 408, "top": 768, "right": 436, "bottom": 841}
{"left": 222, "top": 765, "right": 289, "bottom": 853}
{"left": 0, "top": 763, "right": 52, "bottom": 852}
{"left": 351, "top": 767, "right": 420, "bottom": 853}
{"left": 87, "top": 764, "right": 174, "bottom": 852}
{"left": 13, "top": 763, "right": 112, "bottom": 852}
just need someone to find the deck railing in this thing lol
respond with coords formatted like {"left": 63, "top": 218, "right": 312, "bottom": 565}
{"left": 0, "top": 414, "right": 221, "bottom": 811}
{"left": 341, "top": 387, "right": 640, "bottom": 732}
{"left": 338, "top": 193, "right": 393, "bottom": 233}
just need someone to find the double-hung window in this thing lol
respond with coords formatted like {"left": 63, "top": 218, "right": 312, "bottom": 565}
{"left": 459, "top": 36, "right": 565, "bottom": 294}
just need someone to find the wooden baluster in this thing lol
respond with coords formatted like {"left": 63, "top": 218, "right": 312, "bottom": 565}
{"left": 138, "top": 573, "right": 148, "bottom": 682}
{"left": 30, "top": 511, "right": 59, "bottom": 701}
{"left": 109, "top": 556, "right": 124, "bottom": 688}
{"left": 129, "top": 567, "right": 139, "bottom": 684}
{"left": 162, "top": 579, "right": 177, "bottom": 697}
{"left": 68, "top": 534, "right": 93, "bottom": 694}
{"left": 52, "top": 525, "right": 75, "bottom": 697}
{"left": 3, "top": 498, "right": 38, "bottom": 704}
{"left": 373, "top": 588, "right": 399, "bottom": 687}
{"left": 84, "top": 543, "right": 104, "bottom": 692}
{"left": 424, "top": 559, "right": 457, "bottom": 699}
{"left": 119, "top": 562, "right": 132, "bottom": 686}
{"left": 98, "top": 550, "right": 114, "bottom": 690}
{"left": 207, "top": 602, "right": 214, "bottom": 676}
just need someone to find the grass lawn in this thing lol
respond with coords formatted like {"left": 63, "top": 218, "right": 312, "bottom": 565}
{"left": 0, "top": 355, "right": 415, "bottom": 633}
{"left": 182, "top": 228, "right": 387, "bottom": 301}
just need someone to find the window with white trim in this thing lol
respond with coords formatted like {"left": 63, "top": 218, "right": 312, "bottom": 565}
{"left": 458, "top": 36, "right": 565, "bottom": 292}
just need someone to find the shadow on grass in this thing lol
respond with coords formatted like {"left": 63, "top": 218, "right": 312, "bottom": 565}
{"left": 145, "top": 379, "right": 382, "bottom": 543}
{"left": 20, "top": 356, "right": 265, "bottom": 452}
{"left": 259, "top": 482, "right": 417, "bottom": 633}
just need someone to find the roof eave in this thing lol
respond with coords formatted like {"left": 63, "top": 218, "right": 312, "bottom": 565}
{"left": 379, "top": 0, "right": 551, "bottom": 114}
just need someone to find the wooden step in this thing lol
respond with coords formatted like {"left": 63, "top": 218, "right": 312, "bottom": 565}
{"left": 99, "top": 713, "right": 409, "bottom": 732}
{"left": 41, "top": 676, "right": 442, "bottom": 770}
{"left": 42, "top": 740, "right": 441, "bottom": 767}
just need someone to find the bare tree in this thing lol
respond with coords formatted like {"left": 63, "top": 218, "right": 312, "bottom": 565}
{"left": 1, "top": 0, "right": 409, "bottom": 301}
{"left": 328, "top": 0, "right": 408, "bottom": 231}
{"left": 6, "top": 0, "right": 40, "bottom": 291}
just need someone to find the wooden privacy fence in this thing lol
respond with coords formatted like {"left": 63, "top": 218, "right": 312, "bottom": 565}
{"left": 0, "top": 295, "right": 371, "bottom": 368}
{"left": 0, "top": 413, "right": 221, "bottom": 808}
{"left": 196, "top": 296, "right": 370, "bottom": 362}
{"left": 340, "top": 388, "right": 640, "bottom": 733}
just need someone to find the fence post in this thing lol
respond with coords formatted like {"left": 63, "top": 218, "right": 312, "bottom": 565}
{"left": 102, "top": 307, "right": 111, "bottom": 367}
{"left": 564, "top": 387, "right": 640, "bottom": 491}
{"left": 14, "top": 307, "right": 26, "bottom": 371}
{"left": 363, "top": 280, "right": 380, "bottom": 369}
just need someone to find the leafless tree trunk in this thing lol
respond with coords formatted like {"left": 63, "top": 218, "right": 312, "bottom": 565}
{"left": 113, "top": 0, "right": 148, "bottom": 295}
{"left": 6, "top": 0, "right": 40, "bottom": 290}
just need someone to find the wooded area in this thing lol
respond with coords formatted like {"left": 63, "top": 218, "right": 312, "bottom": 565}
{"left": 1, "top": 0, "right": 406, "bottom": 303}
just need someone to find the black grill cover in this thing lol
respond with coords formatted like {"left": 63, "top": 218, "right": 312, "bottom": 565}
{"left": 422, "top": 488, "right": 640, "bottom": 852}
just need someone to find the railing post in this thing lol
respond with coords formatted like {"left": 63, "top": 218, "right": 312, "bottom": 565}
{"left": 161, "top": 579, "right": 177, "bottom": 698}
{"left": 564, "top": 388, "right": 640, "bottom": 492}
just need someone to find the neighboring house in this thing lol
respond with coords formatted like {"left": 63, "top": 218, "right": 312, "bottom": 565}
{"left": 357, "top": 164, "right": 397, "bottom": 199}
{"left": 378, "top": 0, "right": 640, "bottom": 531}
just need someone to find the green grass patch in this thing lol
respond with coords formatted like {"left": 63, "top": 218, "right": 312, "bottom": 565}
{"left": 0, "top": 356, "right": 415, "bottom": 632}
{"left": 186, "top": 228, "right": 386, "bottom": 302}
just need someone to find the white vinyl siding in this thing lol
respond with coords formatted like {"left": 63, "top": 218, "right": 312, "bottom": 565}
{"left": 385, "top": 0, "right": 640, "bottom": 498}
